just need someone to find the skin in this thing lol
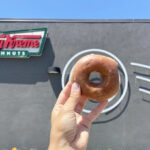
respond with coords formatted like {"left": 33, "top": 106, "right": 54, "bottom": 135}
{"left": 48, "top": 82, "right": 108, "bottom": 150}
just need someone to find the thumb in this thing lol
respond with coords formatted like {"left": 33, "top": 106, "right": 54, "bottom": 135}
{"left": 64, "top": 82, "right": 81, "bottom": 110}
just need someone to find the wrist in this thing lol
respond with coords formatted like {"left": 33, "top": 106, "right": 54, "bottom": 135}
{"left": 48, "top": 143, "right": 73, "bottom": 150}
{"left": 49, "top": 130, "right": 73, "bottom": 150}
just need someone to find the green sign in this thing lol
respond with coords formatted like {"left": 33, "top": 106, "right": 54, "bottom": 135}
{"left": 0, "top": 28, "right": 47, "bottom": 58}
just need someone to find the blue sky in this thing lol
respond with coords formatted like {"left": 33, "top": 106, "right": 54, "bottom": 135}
{"left": 0, "top": 0, "right": 149, "bottom": 19}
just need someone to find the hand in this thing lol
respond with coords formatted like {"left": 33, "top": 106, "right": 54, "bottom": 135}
{"left": 48, "top": 82, "right": 108, "bottom": 150}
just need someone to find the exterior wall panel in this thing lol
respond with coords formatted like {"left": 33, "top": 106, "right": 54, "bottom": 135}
{"left": 0, "top": 20, "right": 149, "bottom": 150}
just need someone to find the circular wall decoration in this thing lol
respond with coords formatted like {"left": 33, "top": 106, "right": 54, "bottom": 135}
{"left": 61, "top": 49, "right": 128, "bottom": 113}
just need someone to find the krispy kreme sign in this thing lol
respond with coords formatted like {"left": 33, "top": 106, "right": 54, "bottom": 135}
{"left": 0, "top": 28, "right": 47, "bottom": 58}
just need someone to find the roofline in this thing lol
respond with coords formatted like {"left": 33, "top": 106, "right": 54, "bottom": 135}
{"left": 0, "top": 18, "right": 150, "bottom": 23}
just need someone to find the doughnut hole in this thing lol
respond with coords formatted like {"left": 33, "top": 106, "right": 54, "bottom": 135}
{"left": 89, "top": 72, "right": 101, "bottom": 84}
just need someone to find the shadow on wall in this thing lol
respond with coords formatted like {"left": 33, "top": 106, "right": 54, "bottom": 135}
{"left": 48, "top": 74, "right": 62, "bottom": 98}
{"left": 93, "top": 82, "right": 131, "bottom": 124}
{"left": 0, "top": 38, "right": 54, "bottom": 84}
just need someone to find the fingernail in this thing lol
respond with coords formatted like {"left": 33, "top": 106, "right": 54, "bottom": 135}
{"left": 72, "top": 82, "right": 80, "bottom": 90}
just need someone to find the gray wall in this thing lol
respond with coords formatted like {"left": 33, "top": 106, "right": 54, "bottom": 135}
{"left": 0, "top": 20, "right": 149, "bottom": 150}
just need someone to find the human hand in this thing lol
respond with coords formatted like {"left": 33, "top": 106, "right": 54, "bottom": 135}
{"left": 48, "top": 82, "right": 108, "bottom": 150}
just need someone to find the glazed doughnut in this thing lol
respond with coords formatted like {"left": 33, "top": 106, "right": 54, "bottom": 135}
{"left": 70, "top": 54, "right": 119, "bottom": 102}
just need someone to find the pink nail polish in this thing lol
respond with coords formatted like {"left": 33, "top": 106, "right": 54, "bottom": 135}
{"left": 72, "top": 82, "right": 80, "bottom": 90}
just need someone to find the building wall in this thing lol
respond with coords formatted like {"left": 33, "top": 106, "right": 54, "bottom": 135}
{"left": 0, "top": 20, "right": 149, "bottom": 150}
